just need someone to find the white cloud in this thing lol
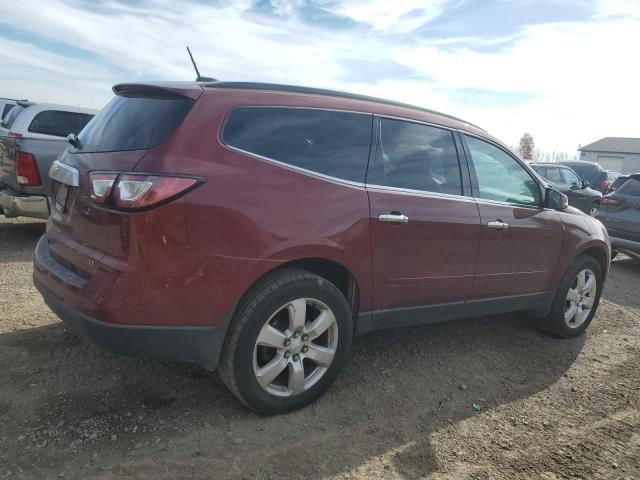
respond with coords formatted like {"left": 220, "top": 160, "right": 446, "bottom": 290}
{"left": 0, "top": 0, "right": 638, "bottom": 154}
{"left": 318, "top": 0, "right": 448, "bottom": 33}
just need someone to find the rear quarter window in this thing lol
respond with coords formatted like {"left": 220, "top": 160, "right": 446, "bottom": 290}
{"left": 222, "top": 107, "right": 373, "bottom": 183}
{"left": 28, "top": 110, "right": 94, "bottom": 137}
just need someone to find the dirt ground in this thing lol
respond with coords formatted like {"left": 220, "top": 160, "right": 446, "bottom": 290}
{"left": 0, "top": 216, "right": 638, "bottom": 480}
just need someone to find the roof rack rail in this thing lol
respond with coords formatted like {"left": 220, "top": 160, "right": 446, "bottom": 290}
{"left": 204, "top": 81, "right": 485, "bottom": 132}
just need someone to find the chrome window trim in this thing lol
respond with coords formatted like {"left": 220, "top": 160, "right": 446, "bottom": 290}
{"left": 222, "top": 145, "right": 367, "bottom": 190}
{"left": 366, "top": 183, "right": 476, "bottom": 203}
{"left": 374, "top": 113, "right": 456, "bottom": 132}
{"left": 48, "top": 159, "right": 79, "bottom": 187}
{"left": 472, "top": 197, "right": 544, "bottom": 211}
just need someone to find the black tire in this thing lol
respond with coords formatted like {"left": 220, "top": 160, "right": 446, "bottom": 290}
{"left": 610, "top": 250, "right": 618, "bottom": 260}
{"left": 537, "top": 255, "right": 603, "bottom": 338}
{"left": 218, "top": 268, "right": 353, "bottom": 415}
{"left": 587, "top": 200, "right": 600, "bottom": 217}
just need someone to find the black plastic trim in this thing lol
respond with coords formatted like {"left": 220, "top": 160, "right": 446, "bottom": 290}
{"left": 34, "top": 276, "right": 232, "bottom": 371}
{"left": 355, "top": 292, "right": 553, "bottom": 335}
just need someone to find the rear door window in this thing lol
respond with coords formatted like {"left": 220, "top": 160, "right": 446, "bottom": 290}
{"left": 544, "top": 167, "right": 563, "bottom": 183}
{"left": 223, "top": 107, "right": 373, "bottom": 183}
{"left": 75, "top": 93, "right": 194, "bottom": 153}
{"left": 367, "top": 118, "right": 462, "bottom": 195}
{"left": 28, "top": 110, "right": 94, "bottom": 137}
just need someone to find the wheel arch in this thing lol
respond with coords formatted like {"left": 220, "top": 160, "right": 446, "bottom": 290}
{"left": 578, "top": 244, "right": 610, "bottom": 280}
{"left": 267, "top": 257, "right": 361, "bottom": 319}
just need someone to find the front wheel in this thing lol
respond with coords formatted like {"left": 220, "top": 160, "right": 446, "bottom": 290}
{"left": 218, "top": 269, "right": 353, "bottom": 415}
{"left": 537, "top": 255, "right": 603, "bottom": 338}
{"left": 587, "top": 201, "right": 600, "bottom": 217}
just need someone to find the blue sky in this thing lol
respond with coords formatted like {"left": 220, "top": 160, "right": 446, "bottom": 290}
{"left": 0, "top": 0, "right": 639, "bottom": 154}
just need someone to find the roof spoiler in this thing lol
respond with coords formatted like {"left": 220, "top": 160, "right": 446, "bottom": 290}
{"left": 112, "top": 83, "right": 203, "bottom": 101}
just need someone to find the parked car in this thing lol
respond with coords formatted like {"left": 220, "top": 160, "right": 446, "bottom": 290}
{"left": 0, "top": 102, "right": 96, "bottom": 219}
{"left": 558, "top": 160, "right": 610, "bottom": 194}
{"left": 530, "top": 163, "right": 602, "bottom": 216}
{"left": 609, "top": 175, "right": 629, "bottom": 192}
{"left": 0, "top": 98, "right": 17, "bottom": 122}
{"left": 34, "top": 81, "right": 610, "bottom": 415}
{"left": 598, "top": 174, "right": 640, "bottom": 260}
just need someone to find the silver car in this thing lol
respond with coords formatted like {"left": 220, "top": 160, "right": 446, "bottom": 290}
{"left": 0, "top": 101, "right": 97, "bottom": 219}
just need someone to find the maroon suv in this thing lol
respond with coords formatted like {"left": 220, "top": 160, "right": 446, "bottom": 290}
{"left": 34, "top": 81, "right": 610, "bottom": 414}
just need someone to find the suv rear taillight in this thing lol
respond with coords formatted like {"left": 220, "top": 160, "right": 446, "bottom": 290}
{"left": 600, "top": 179, "right": 609, "bottom": 191}
{"left": 89, "top": 172, "right": 203, "bottom": 211}
{"left": 16, "top": 151, "right": 41, "bottom": 186}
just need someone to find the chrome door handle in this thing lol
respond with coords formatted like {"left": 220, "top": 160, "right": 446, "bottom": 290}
{"left": 379, "top": 214, "right": 409, "bottom": 223}
{"left": 487, "top": 221, "right": 509, "bottom": 230}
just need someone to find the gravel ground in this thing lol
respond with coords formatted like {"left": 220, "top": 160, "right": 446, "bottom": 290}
{"left": 0, "top": 216, "right": 639, "bottom": 480}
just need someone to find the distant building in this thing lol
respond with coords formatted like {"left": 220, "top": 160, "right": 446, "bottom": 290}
{"left": 579, "top": 137, "right": 640, "bottom": 174}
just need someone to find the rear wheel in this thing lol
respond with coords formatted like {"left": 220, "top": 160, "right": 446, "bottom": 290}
{"left": 537, "top": 255, "right": 602, "bottom": 338}
{"left": 218, "top": 269, "right": 353, "bottom": 415}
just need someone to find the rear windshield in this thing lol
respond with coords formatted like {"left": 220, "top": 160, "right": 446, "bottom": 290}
{"left": 2, "top": 103, "right": 14, "bottom": 119}
{"left": 28, "top": 110, "right": 94, "bottom": 137}
{"left": 1, "top": 105, "right": 23, "bottom": 129}
{"left": 74, "top": 93, "right": 194, "bottom": 153}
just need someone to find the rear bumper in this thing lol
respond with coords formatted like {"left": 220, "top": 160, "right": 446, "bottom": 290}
{"left": 0, "top": 186, "right": 49, "bottom": 219}
{"left": 33, "top": 235, "right": 230, "bottom": 370}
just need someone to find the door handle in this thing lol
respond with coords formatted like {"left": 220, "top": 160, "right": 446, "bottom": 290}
{"left": 379, "top": 214, "right": 409, "bottom": 223}
{"left": 487, "top": 221, "right": 509, "bottom": 230}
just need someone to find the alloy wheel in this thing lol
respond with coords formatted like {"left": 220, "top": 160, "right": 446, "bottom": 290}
{"left": 564, "top": 268, "right": 597, "bottom": 328}
{"left": 253, "top": 298, "right": 338, "bottom": 397}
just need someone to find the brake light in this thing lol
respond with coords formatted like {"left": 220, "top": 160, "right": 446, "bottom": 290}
{"left": 16, "top": 151, "right": 41, "bottom": 186}
{"left": 8, "top": 131, "right": 23, "bottom": 138}
{"left": 600, "top": 179, "right": 609, "bottom": 190}
{"left": 89, "top": 172, "right": 202, "bottom": 210}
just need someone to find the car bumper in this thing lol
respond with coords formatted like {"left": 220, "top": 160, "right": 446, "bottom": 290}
{"left": 611, "top": 236, "right": 640, "bottom": 257}
{"left": 33, "top": 236, "right": 230, "bottom": 370}
{"left": 0, "top": 187, "right": 49, "bottom": 219}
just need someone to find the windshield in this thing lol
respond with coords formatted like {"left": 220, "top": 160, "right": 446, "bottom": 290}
{"left": 74, "top": 93, "right": 194, "bottom": 153}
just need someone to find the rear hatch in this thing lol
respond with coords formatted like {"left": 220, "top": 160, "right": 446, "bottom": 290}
{"left": 48, "top": 83, "right": 202, "bottom": 259}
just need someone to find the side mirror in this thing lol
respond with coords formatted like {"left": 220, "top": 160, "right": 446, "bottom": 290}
{"left": 570, "top": 182, "right": 580, "bottom": 190}
{"left": 546, "top": 188, "right": 569, "bottom": 210}
{"left": 581, "top": 180, "right": 590, "bottom": 189}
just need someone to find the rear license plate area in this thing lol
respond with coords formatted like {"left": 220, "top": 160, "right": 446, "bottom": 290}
{"left": 54, "top": 182, "right": 70, "bottom": 212}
